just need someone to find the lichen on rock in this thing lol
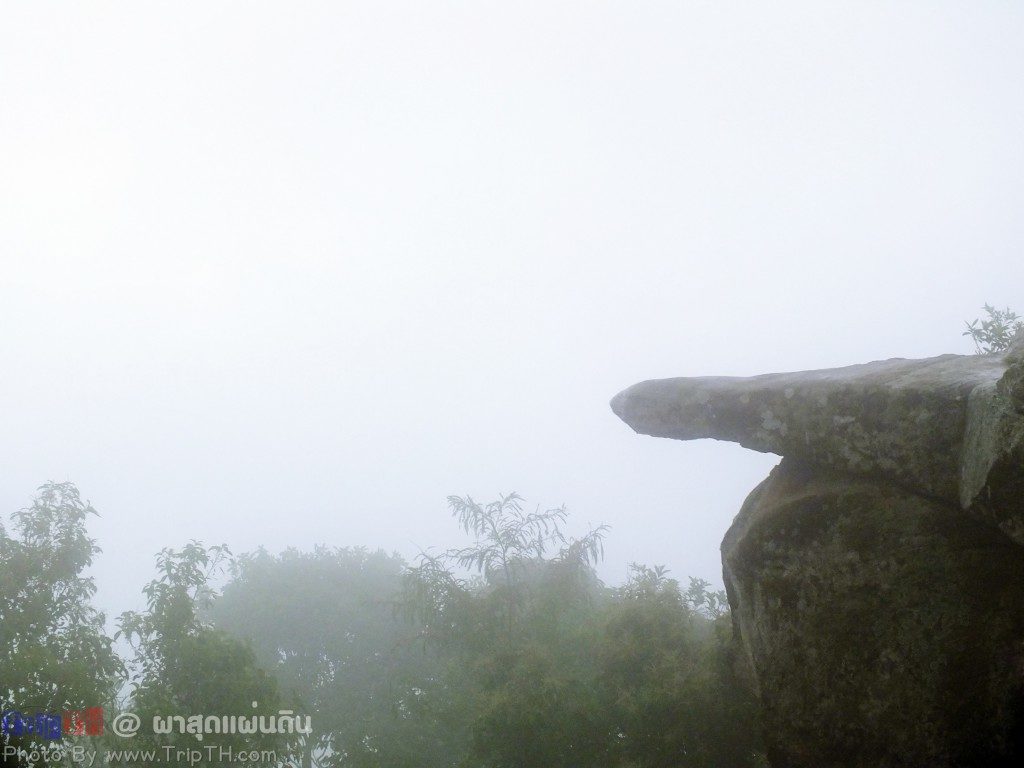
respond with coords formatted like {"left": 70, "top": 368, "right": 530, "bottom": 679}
{"left": 611, "top": 337, "right": 1024, "bottom": 540}
{"left": 723, "top": 458, "right": 1024, "bottom": 767}
{"left": 611, "top": 331, "right": 1024, "bottom": 767}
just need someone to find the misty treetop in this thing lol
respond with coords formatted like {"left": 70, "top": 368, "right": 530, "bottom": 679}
{"left": 0, "top": 486, "right": 766, "bottom": 768}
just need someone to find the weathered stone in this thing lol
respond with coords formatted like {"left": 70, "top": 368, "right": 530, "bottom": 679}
{"left": 961, "top": 340, "right": 1024, "bottom": 539}
{"left": 611, "top": 331, "right": 1024, "bottom": 766}
{"left": 611, "top": 339, "right": 1024, "bottom": 539}
{"left": 722, "top": 458, "right": 1024, "bottom": 768}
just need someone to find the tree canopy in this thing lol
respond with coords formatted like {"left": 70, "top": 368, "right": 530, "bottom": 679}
{"left": 3, "top": 486, "right": 767, "bottom": 768}
{"left": 0, "top": 484, "right": 122, "bottom": 767}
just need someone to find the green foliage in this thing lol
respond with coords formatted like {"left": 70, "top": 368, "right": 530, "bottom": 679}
{"left": 117, "top": 542, "right": 284, "bottom": 763}
{"left": 0, "top": 483, "right": 122, "bottom": 762}
{"left": 447, "top": 493, "right": 607, "bottom": 576}
{"left": 963, "top": 304, "right": 1022, "bottom": 354}
{"left": 1, "top": 481, "right": 766, "bottom": 768}
{"left": 439, "top": 493, "right": 608, "bottom": 639}
{"left": 403, "top": 494, "right": 611, "bottom": 766}
{"left": 404, "top": 496, "right": 767, "bottom": 768}
{"left": 469, "top": 640, "right": 611, "bottom": 768}
{"left": 619, "top": 565, "right": 729, "bottom": 619}
{"left": 600, "top": 565, "right": 766, "bottom": 768}
{"left": 211, "top": 546, "right": 468, "bottom": 768}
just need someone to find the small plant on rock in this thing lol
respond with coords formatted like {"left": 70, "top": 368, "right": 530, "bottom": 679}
{"left": 964, "top": 304, "right": 1023, "bottom": 354}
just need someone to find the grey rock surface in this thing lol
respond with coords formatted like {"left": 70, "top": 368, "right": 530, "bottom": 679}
{"left": 722, "top": 458, "right": 1024, "bottom": 767}
{"left": 611, "top": 338, "right": 1024, "bottom": 536}
{"left": 611, "top": 331, "right": 1024, "bottom": 766}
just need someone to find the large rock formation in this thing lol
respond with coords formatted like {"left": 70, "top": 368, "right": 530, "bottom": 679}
{"left": 611, "top": 334, "right": 1024, "bottom": 767}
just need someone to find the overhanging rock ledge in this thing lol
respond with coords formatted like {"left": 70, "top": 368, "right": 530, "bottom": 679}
{"left": 611, "top": 332, "right": 1024, "bottom": 767}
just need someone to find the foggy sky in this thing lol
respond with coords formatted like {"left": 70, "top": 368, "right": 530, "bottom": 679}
{"left": 2, "top": 1, "right": 1023, "bottom": 620}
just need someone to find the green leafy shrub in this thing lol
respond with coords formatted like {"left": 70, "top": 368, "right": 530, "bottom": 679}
{"left": 964, "top": 304, "right": 1022, "bottom": 353}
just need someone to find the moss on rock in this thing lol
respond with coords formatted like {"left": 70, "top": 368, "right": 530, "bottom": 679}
{"left": 723, "top": 458, "right": 1024, "bottom": 768}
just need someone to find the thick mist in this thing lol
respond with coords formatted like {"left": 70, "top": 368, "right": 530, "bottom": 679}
{"left": 2, "top": 1, "right": 1022, "bottom": 624}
